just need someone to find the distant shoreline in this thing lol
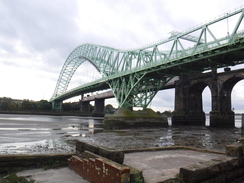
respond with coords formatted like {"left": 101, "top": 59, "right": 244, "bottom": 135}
{"left": 1, "top": 110, "right": 243, "bottom": 115}
{"left": 0, "top": 110, "right": 92, "bottom": 116}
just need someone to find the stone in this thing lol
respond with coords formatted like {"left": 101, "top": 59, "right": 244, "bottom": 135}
{"left": 180, "top": 163, "right": 207, "bottom": 183}
{"left": 226, "top": 144, "right": 243, "bottom": 157}
{"left": 76, "top": 140, "right": 124, "bottom": 164}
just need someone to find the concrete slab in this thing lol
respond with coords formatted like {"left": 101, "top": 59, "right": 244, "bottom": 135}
{"left": 123, "top": 149, "right": 226, "bottom": 183}
{"left": 17, "top": 167, "right": 89, "bottom": 183}
{"left": 15, "top": 149, "right": 226, "bottom": 183}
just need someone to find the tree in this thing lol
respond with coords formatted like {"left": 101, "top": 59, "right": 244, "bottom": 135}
{"left": 36, "top": 100, "right": 52, "bottom": 110}
{"left": 104, "top": 104, "right": 115, "bottom": 114}
{"left": 0, "top": 100, "right": 11, "bottom": 110}
{"left": 63, "top": 102, "right": 80, "bottom": 111}
{"left": 21, "top": 100, "right": 37, "bottom": 110}
{"left": 62, "top": 102, "right": 72, "bottom": 111}
{"left": 0, "top": 97, "right": 14, "bottom": 110}
{"left": 162, "top": 110, "right": 172, "bottom": 117}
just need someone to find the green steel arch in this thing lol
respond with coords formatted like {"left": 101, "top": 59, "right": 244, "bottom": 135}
{"left": 51, "top": 7, "right": 244, "bottom": 110}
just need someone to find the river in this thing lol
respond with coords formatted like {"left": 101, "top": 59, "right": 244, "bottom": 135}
{"left": 0, "top": 114, "right": 243, "bottom": 154}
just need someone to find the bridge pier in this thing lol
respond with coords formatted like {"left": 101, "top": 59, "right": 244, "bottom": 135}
{"left": 209, "top": 71, "right": 235, "bottom": 127}
{"left": 92, "top": 98, "right": 105, "bottom": 117}
{"left": 209, "top": 111, "right": 234, "bottom": 127}
{"left": 104, "top": 107, "right": 168, "bottom": 129}
{"left": 51, "top": 101, "right": 62, "bottom": 110}
{"left": 172, "top": 76, "right": 205, "bottom": 126}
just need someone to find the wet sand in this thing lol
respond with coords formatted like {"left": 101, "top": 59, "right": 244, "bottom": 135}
{"left": 0, "top": 114, "right": 243, "bottom": 154}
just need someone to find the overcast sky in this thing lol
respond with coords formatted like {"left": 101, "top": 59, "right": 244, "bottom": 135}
{"left": 0, "top": 0, "right": 244, "bottom": 112}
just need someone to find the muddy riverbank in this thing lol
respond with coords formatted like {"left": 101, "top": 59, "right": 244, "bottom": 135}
{"left": 0, "top": 114, "right": 243, "bottom": 154}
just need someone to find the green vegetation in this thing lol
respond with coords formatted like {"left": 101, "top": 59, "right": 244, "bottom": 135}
{"left": 42, "top": 159, "right": 67, "bottom": 170}
{"left": 0, "top": 97, "right": 51, "bottom": 111}
{"left": 160, "top": 110, "right": 172, "bottom": 117}
{"left": 131, "top": 176, "right": 144, "bottom": 183}
{"left": 0, "top": 97, "right": 171, "bottom": 115}
{"left": 162, "top": 178, "right": 181, "bottom": 183}
{"left": 0, "top": 97, "right": 93, "bottom": 112}
{"left": 113, "top": 108, "right": 165, "bottom": 118}
{"left": 3, "top": 173, "right": 34, "bottom": 183}
{"left": 104, "top": 104, "right": 116, "bottom": 114}
{"left": 0, "top": 97, "right": 116, "bottom": 114}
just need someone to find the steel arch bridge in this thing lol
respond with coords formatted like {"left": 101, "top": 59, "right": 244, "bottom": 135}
{"left": 50, "top": 7, "right": 244, "bottom": 110}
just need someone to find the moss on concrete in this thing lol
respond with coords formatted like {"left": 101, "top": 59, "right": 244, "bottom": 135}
{"left": 104, "top": 108, "right": 168, "bottom": 129}
{"left": 129, "top": 167, "right": 144, "bottom": 183}
{"left": 112, "top": 108, "right": 162, "bottom": 118}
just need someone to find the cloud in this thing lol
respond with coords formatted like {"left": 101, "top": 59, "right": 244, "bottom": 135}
{"left": 0, "top": 0, "right": 83, "bottom": 100}
{"left": 0, "top": 0, "right": 81, "bottom": 64}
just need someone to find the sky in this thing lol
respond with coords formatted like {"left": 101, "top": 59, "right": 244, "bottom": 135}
{"left": 0, "top": 0, "right": 244, "bottom": 113}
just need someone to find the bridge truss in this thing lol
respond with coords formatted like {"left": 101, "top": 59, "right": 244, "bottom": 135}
{"left": 50, "top": 7, "right": 244, "bottom": 110}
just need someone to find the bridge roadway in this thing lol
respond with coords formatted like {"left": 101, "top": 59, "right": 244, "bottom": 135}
{"left": 81, "top": 77, "right": 178, "bottom": 102}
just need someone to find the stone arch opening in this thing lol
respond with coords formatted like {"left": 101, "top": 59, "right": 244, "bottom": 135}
{"left": 202, "top": 87, "right": 211, "bottom": 113}
{"left": 210, "top": 74, "right": 243, "bottom": 127}
{"left": 232, "top": 79, "right": 244, "bottom": 113}
{"left": 220, "top": 77, "right": 243, "bottom": 113}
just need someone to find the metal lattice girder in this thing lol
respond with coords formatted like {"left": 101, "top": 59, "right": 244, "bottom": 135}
{"left": 50, "top": 7, "right": 244, "bottom": 108}
{"left": 108, "top": 73, "right": 173, "bottom": 108}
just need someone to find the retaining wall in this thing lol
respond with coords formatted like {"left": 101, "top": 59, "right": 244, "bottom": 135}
{"left": 0, "top": 153, "right": 73, "bottom": 173}
{"left": 76, "top": 140, "right": 124, "bottom": 164}
{"left": 180, "top": 143, "right": 244, "bottom": 183}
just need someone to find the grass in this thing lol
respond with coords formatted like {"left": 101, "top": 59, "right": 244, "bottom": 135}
{"left": 3, "top": 173, "right": 34, "bottom": 183}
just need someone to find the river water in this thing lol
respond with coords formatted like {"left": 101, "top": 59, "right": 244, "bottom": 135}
{"left": 0, "top": 114, "right": 243, "bottom": 154}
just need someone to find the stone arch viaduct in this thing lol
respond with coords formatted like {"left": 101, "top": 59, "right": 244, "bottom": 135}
{"left": 172, "top": 68, "right": 244, "bottom": 127}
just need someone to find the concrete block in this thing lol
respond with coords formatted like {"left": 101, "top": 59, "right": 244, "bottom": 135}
{"left": 201, "top": 175, "right": 225, "bottom": 183}
{"left": 225, "top": 167, "right": 244, "bottom": 182}
{"left": 180, "top": 163, "right": 207, "bottom": 183}
{"left": 226, "top": 144, "right": 243, "bottom": 157}
{"left": 203, "top": 161, "right": 220, "bottom": 178}
{"left": 76, "top": 140, "right": 124, "bottom": 164}
{"left": 227, "top": 158, "right": 240, "bottom": 171}
{"left": 99, "top": 148, "right": 124, "bottom": 164}
{"left": 238, "top": 157, "right": 244, "bottom": 167}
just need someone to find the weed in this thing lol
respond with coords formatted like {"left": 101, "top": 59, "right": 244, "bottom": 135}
{"left": 43, "top": 159, "right": 67, "bottom": 170}
{"left": 3, "top": 173, "right": 34, "bottom": 183}
{"left": 131, "top": 176, "right": 144, "bottom": 183}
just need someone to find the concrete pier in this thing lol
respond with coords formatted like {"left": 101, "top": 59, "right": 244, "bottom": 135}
{"left": 92, "top": 98, "right": 105, "bottom": 117}
{"left": 103, "top": 108, "right": 168, "bottom": 129}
